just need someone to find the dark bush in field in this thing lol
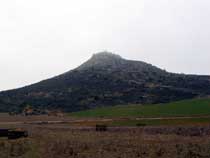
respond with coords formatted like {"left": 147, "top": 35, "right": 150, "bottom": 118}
{"left": 136, "top": 123, "right": 146, "bottom": 127}
{"left": 96, "top": 124, "right": 107, "bottom": 132}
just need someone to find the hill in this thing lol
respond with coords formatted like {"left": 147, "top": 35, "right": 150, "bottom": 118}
{"left": 71, "top": 98, "right": 210, "bottom": 118}
{"left": 0, "top": 52, "right": 210, "bottom": 112}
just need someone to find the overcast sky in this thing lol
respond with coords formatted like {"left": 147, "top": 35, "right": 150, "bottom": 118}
{"left": 0, "top": 0, "right": 210, "bottom": 91}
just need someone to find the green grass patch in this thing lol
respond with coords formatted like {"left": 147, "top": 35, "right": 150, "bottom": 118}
{"left": 109, "top": 117, "right": 210, "bottom": 126}
{"left": 70, "top": 98, "right": 210, "bottom": 118}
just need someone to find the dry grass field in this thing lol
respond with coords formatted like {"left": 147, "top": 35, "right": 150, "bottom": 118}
{"left": 0, "top": 114, "right": 210, "bottom": 158}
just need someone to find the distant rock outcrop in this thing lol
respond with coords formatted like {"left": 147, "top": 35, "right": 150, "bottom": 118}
{"left": 77, "top": 52, "right": 123, "bottom": 70}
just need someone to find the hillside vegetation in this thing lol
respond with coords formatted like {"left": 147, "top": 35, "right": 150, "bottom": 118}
{"left": 71, "top": 98, "right": 210, "bottom": 118}
{"left": 1, "top": 52, "right": 210, "bottom": 112}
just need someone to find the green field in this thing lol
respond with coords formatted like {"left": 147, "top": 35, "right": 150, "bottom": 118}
{"left": 109, "top": 117, "right": 210, "bottom": 126}
{"left": 71, "top": 98, "right": 210, "bottom": 118}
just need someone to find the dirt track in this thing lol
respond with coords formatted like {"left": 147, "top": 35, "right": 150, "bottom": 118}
{"left": 0, "top": 115, "right": 210, "bottom": 126}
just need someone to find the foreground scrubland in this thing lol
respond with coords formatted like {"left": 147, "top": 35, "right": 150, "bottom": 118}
{"left": 1, "top": 125, "right": 210, "bottom": 158}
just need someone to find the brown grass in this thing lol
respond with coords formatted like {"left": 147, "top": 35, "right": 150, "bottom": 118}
{"left": 1, "top": 126, "right": 210, "bottom": 158}
{"left": 1, "top": 114, "right": 210, "bottom": 158}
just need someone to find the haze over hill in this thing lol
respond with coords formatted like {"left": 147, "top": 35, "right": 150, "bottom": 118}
{"left": 0, "top": 52, "right": 210, "bottom": 112}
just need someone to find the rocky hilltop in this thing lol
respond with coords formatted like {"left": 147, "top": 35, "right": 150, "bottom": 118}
{"left": 0, "top": 52, "right": 210, "bottom": 112}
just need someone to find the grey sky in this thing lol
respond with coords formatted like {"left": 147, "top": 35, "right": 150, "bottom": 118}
{"left": 0, "top": 0, "right": 210, "bottom": 91}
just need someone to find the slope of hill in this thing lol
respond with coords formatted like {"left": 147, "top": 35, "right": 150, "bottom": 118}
{"left": 0, "top": 52, "right": 210, "bottom": 112}
{"left": 71, "top": 98, "right": 210, "bottom": 118}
